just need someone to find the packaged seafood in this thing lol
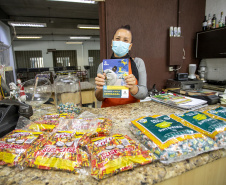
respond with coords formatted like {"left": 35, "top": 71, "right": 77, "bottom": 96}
{"left": 171, "top": 111, "right": 226, "bottom": 148}
{"left": 130, "top": 115, "right": 217, "bottom": 164}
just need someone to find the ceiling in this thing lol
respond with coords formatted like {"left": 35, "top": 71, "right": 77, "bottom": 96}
{"left": 0, "top": 0, "right": 101, "bottom": 41}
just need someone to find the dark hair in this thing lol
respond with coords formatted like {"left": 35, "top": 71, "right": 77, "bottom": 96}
{"left": 112, "top": 66, "right": 117, "bottom": 72}
{"left": 113, "top": 24, "right": 133, "bottom": 42}
{"left": 120, "top": 25, "right": 131, "bottom": 31}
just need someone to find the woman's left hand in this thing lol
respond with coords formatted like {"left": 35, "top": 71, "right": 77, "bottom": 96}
{"left": 124, "top": 74, "right": 138, "bottom": 95}
{"left": 124, "top": 74, "right": 136, "bottom": 89}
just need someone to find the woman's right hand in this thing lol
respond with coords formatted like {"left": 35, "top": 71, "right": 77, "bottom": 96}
{"left": 95, "top": 73, "right": 106, "bottom": 89}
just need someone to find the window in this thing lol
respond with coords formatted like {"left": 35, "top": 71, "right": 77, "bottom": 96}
{"left": 0, "top": 43, "right": 10, "bottom": 66}
{"left": 30, "top": 57, "right": 44, "bottom": 68}
{"left": 52, "top": 50, "right": 77, "bottom": 67}
{"left": 56, "top": 57, "right": 70, "bottom": 66}
{"left": 15, "top": 50, "right": 43, "bottom": 68}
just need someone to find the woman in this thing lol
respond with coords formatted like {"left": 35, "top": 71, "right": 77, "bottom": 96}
{"left": 95, "top": 25, "right": 148, "bottom": 107}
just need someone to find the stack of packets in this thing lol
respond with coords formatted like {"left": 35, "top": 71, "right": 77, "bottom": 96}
{"left": 0, "top": 130, "right": 47, "bottom": 167}
{"left": 130, "top": 115, "right": 217, "bottom": 164}
{"left": 85, "top": 134, "right": 155, "bottom": 180}
{"left": 152, "top": 93, "right": 192, "bottom": 104}
{"left": 23, "top": 114, "right": 112, "bottom": 174}
{"left": 25, "top": 131, "right": 89, "bottom": 173}
{"left": 171, "top": 111, "right": 226, "bottom": 148}
{"left": 151, "top": 93, "right": 207, "bottom": 111}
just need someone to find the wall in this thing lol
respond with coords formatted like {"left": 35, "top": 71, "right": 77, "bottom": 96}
{"left": 205, "top": 0, "right": 226, "bottom": 21}
{"left": 104, "top": 0, "right": 206, "bottom": 90}
{"left": 0, "top": 21, "right": 16, "bottom": 82}
{"left": 13, "top": 40, "right": 100, "bottom": 70}
{"left": 204, "top": 0, "right": 226, "bottom": 81}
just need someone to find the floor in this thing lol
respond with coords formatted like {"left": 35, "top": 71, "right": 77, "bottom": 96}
{"left": 89, "top": 78, "right": 102, "bottom": 108}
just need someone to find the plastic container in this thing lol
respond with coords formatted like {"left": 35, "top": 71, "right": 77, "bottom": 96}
{"left": 54, "top": 72, "right": 82, "bottom": 114}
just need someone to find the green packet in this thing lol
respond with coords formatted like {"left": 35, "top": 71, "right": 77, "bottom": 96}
{"left": 203, "top": 106, "right": 226, "bottom": 122}
{"left": 171, "top": 111, "right": 226, "bottom": 148}
{"left": 130, "top": 115, "right": 217, "bottom": 164}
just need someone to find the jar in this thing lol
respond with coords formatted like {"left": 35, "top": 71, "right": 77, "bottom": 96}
{"left": 54, "top": 72, "right": 82, "bottom": 114}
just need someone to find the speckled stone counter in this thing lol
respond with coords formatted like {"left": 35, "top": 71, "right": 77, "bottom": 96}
{"left": 1, "top": 101, "right": 226, "bottom": 185}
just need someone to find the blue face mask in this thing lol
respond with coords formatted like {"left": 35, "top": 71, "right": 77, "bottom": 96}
{"left": 112, "top": 41, "right": 131, "bottom": 57}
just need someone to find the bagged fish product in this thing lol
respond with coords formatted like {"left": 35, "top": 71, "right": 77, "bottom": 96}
{"left": 25, "top": 131, "right": 89, "bottom": 173}
{"left": 203, "top": 106, "right": 226, "bottom": 121}
{"left": 0, "top": 130, "right": 47, "bottom": 167}
{"left": 87, "top": 134, "right": 154, "bottom": 180}
{"left": 130, "top": 115, "right": 217, "bottom": 164}
{"left": 171, "top": 111, "right": 226, "bottom": 148}
{"left": 54, "top": 118, "right": 112, "bottom": 137}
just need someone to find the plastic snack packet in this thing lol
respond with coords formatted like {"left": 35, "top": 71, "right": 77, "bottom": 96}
{"left": 171, "top": 111, "right": 226, "bottom": 148}
{"left": 87, "top": 134, "right": 155, "bottom": 180}
{"left": 24, "top": 118, "right": 60, "bottom": 132}
{"left": 203, "top": 106, "right": 226, "bottom": 121}
{"left": 25, "top": 131, "right": 89, "bottom": 173}
{"left": 0, "top": 130, "right": 46, "bottom": 167}
{"left": 43, "top": 113, "right": 61, "bottom": 119}
{"left": 43, "top": 113, "right": 77, "bottom": 119}
{"left": 54, "top": 118, "right": 112, "bottom": 137}
{"left": 130, "top": 115, "right": 217, "bottom": 164}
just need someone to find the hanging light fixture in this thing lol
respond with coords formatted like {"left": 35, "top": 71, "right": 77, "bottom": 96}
{"left": 66, "top": 42, "right": 83, "bottom": 44}
{"left": 47, "top": 0, "right": 97, "bottom": 4}
{"left": 16, "top": 36, "right": 43, "bottom": 39}
{"left": 77, "top": 24, "right": 100, "bottom": 29}
{"left": 70, "top": 36, "right": 91, "bottom": 39}
{"left": 8, "top": 22, "right": 47, "bottom": 27}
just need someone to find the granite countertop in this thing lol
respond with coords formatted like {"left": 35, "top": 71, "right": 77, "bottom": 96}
{"left": 1, "top": 101, "right": 226, "bottom": 185}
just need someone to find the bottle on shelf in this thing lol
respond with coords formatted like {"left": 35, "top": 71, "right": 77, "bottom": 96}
{"left": 219, "top": 12, "right": 224, "bottom": 27}
{"left": 207, "top": 14, "right": 212, "bottom": 30}
{"left": 202, "top": 16, "right": 207, "bottom": 31}
{"left": 212, "top": 14, "right": 216, "bottom": 29}
{"left": 225, "top": 16, "right": 226, "bottom": 27}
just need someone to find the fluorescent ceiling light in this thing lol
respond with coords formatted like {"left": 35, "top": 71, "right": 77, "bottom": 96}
{"left": 77, "top": 24, "right": 100, "bottom": 29}
{"left": 66, "top": 42, "right": 83, "bottom": 44}
{"left": 70, "top": 36, "right": 91, "bottom": 39}
{"left": 47, "top": 0, "right": 96, "bottom": 4}
{"left": 16, "top": 36, "right": 43, "bottom": 39}
{"left": 8, "top": 21, "right": 46, "bottom": 27}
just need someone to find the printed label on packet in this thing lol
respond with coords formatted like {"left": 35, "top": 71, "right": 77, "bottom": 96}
{"left": 121, "top": 139, "right": 130, "bottom": 146}
{"left": 0, "top": 143, "right": 25, "bottom": 149}
{"left": 54, "top": 133, "right": 75, "bottom": 138}
{"left": 100, "top": 149, "right": 119, "bottom": 160}
{"left": 11, "top": 132, "right": 31, "bottom": 138}
{"left": 24, "top": 136, "right": 38, "bottom": 144}
{"left": 16, "top": 140, "right": 25, "bottom": 144}
{"left": 94, "top": 137, "right": 114, "bottom": 147}
{"left": 7, "top": 138, "right": 16, "bottom": 143}
{"left": 41, "top": 147, "right": 77, "bottom": 153}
